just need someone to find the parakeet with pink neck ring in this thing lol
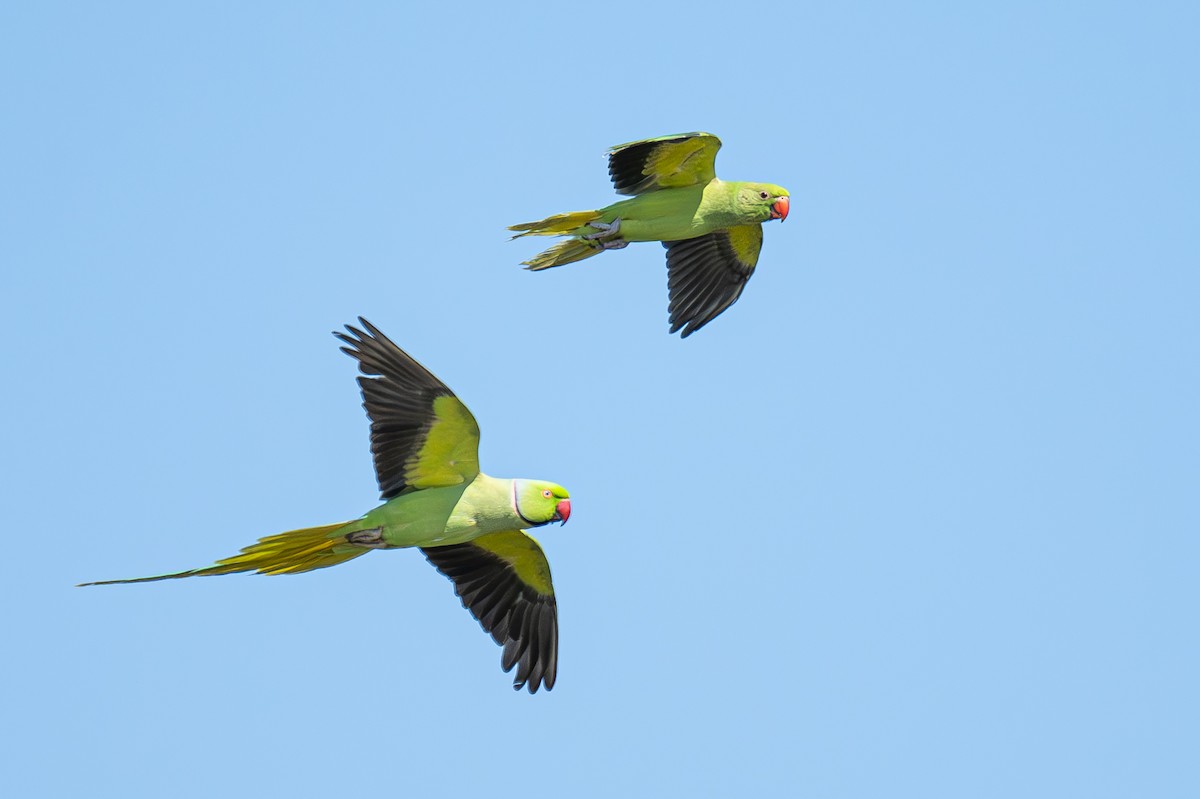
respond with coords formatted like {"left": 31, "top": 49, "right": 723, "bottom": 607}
{"left": 81, "top": 318, "right": 571, "bottom": 693}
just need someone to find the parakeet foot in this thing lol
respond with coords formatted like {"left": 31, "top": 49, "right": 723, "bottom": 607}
{"left": 345, "top": 527, "right": 390, "bottom": 549}
{"left": 584, "top": 218, "right": 621, "bottom": 240}
{"left": 584, "top": 218, "right": 628, "bottom": 250}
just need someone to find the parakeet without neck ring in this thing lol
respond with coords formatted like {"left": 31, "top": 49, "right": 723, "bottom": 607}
{"left": 510, "top": 132, "right": 790, "bottom": 338}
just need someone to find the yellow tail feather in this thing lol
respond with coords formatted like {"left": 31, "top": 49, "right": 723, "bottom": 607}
{"left": 508, "top": 210, "right": 603, "bottom": 238}
{"left": 521, "top": 238, "right": 604, "bottom": 271}
{"left": 78, "top": 522, "right": 365, "bottom": 586}
{"left": 510, "top": 210, "right": 609, "bottom": 271}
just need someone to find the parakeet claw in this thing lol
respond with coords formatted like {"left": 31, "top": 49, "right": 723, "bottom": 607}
{"left": 345, "top": 527, "right": 390, "bottom": 549}
{"left": 584, "top": 218, "right": 622, "bottom": 240}
{"left": 584, "top": 218, "right": 627, "bottom": 250}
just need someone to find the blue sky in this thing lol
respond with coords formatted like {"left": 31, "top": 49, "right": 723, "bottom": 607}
{"left": 3, "top": 2, "right": 1198, "bottom": 796}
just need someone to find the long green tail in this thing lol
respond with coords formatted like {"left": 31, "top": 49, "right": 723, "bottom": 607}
{"left": 78, "top": 522, "right": 367, "bottom": 586}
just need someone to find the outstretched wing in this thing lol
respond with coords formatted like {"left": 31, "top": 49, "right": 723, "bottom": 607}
{"left": 336, "top": 318, "right": 480, "bottom": 499}
{"left": 663, "top": 224, "right": 763, "bottom": 338}
{"left": 607, "top": 132, "right": 722, "bottom": 196}
{"left": 422, "top": 530, "right": 558, "bottom": 693}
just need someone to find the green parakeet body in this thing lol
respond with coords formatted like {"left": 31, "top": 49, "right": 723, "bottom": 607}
{"left": 510, "top": 132, "right": 791, "bottom": 337}
{"left": 81, "top": 319, "right": 571, "bottom": 693}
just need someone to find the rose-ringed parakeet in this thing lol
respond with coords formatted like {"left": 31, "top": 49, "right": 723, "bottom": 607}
{"left": 80, "top": 318, "right": 571, "bottom": 693}
{"left": 510, "top": 132, "right": 790, "bottom": 337}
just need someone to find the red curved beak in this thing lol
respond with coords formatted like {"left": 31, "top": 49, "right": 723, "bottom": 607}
{"left": 554, "top": 498, "right": 571, "bottom": 525}
{"left": 770, "top": 195, "right": 790, "bottom": 222}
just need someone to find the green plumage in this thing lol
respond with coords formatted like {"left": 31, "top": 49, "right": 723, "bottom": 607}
{"left": 511, "top": 132, "right": 791, "bottom": 337}
{"left": 80, "top": 319, "right": 571, "bottom": 693}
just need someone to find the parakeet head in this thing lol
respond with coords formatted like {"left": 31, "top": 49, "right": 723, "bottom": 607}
{"left": 738, "top": 182, "right": 791, "bottom": 223}
{"left": 512, "top": 479, "right": 572, "bottom": 527}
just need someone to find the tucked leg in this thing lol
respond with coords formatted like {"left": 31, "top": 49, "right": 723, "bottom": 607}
{"left": 583, "top": 218, "right": 622, "bottom": 241}
{"left": 345, "top": 527, "right": 391, "bottom": 549}
{"left": 584, "top": 218, "right": 627, "bottom": 250}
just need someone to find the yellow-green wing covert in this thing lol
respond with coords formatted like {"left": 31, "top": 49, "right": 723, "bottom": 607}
{"left": 336, "top": 318, "right": 480, "bottom": 498}
{"left": 607, "top": 132, "right": 722, "bottom": 196}
{"left": 422, "top": 530, "right": 558, "bottom": 693}
{"left": 663, "top": 224, "right": 764, "bottom": 338}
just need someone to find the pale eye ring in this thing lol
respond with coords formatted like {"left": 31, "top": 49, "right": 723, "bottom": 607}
{"left": 542, "top": 489, "right": 553, "bottom": 499}
{"left": 759, "top": 190, "right": 769, "bottom": 199}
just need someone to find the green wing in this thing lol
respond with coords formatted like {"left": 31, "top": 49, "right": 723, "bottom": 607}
{"left": 336, "top": 318, "right": 480, "bottom": 498}
{"left": 663, "top": 224, "right": 763, "bottom": 337}
{"left": 422, "top": 530, "right": 557, "bottom": 693}
{"left": 607, "top": 132, "right": 722, "bottom": 196}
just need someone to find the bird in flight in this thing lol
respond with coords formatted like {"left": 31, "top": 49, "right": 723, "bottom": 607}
{"left": 81, "top": 318, "right": 571, "bottom": 693}
{"left": 511, "top": 132, "right": 790, "bottom": 337}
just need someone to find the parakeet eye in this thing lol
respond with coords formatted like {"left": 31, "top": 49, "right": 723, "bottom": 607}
{"left": 759, "top": 190, "right": 769, "bottom": 199}
{"left": 542, "top": 489, "right": 553, "bottom": 499}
